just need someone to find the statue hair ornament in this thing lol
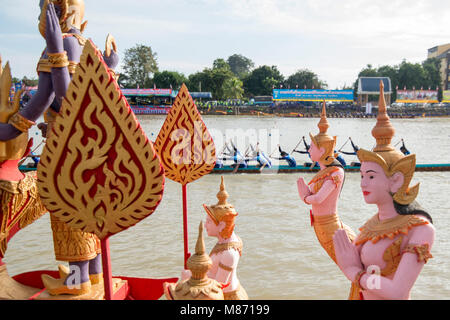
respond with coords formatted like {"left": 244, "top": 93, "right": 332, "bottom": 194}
{"left": 309, "top": 100, "right": 337, "bottom": 166}
{"left": 203, "top": 176, "right": 238, "bottom": 239}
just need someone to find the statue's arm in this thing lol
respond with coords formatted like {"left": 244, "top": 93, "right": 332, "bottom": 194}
{"left": 359, "top": 223, "right": 435, "bottom": 299}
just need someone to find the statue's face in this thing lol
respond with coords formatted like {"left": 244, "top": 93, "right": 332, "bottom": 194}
{"left": 360, "top": 162, "right": 393, "bottom": 205}
{"left": 205, "top": 215, "right": 220, "bottom": 237}
{"left": 308, "top": 140, "right": 324, "bottom": 162}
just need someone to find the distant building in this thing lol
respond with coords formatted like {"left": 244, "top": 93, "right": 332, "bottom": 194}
{"left": 357, "top": 77, "right": 392, "bottom": 107}
{"left": 427, "top": 44, "right": 450, "bottom": 90}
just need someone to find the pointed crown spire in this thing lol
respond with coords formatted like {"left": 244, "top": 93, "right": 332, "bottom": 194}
{"left": 371, "top": 80, "right": 395, "bottom": 152}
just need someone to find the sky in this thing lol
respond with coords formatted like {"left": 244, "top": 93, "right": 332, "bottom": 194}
{"left": 0, "top": 0, "right": 449, "bottom": 89}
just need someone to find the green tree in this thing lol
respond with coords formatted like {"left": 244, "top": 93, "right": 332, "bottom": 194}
{"left": 227, "top": 54, "right": 255, "bottom": 78}
{"left": 120, "top": 44, "right": 158, "bottom": 88}
{"left": 223, "top": 77, "right": 244, "bottom": 100}
{"left": 153, "top": 71, "right": 187, "bottom": 89}
{"left": 285, "top": 69, "right": 327, "bottom": 89}
{"left": 397, "top": 60, "right": 426, "bottom": 90}
{"left": 243, "top": 65, "right": 284, "bottom": 97}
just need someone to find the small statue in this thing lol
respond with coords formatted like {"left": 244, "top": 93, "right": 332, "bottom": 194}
{"left": 202, "top": 176, "right": 248, "bottom": 300}
{"left": 0, "top": 60, "right": 47, "bottom": 299}
{"left": 163, "top": 221, "right": 224, "bottom": 300}
{"left": 297, "top": 101, "right": 354, "bottom": 264}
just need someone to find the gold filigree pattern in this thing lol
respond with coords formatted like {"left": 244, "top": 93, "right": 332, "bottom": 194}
{"left": 355, "top": 214, "right": 429, "bottom": 246}
{"left": 154, "top": 84, "right": 216, "bottom": 185}
{"left": 0, "top": 172, "right": 47, "bottom": 257}
{"left": 308, "top": 166, "right": 340, "bottom": 194}
{"left": 381, "top": 236, "right": 403, "bottom": 276}
{"left": 210, "top": 237, "right": 243, "bottom": 257}
{"left": 37, "top": 40, "right": 164, "bottom": 240}
{"left": 403, "top": 243, "right": 433, "bottom": 263}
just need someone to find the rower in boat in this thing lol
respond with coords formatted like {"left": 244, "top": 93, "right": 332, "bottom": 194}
{"left": 400, "top": 139, "right": 411, "bottom": 155}
{"left": 221, "top": 140, "right": 248, "bottom": 168}
{"left": 338, "top": 137, "right": 360, "bottom": 167}
{"left": 251, "top": 143, "right": 272, "bottom": 168}
{"left": 272, "top": 145, "right": 297, "bottom": 167}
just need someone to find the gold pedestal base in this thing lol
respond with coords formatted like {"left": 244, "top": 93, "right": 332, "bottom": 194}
{"left": 35, "top": 277, "right": 127, "bottom": 300}
{"left": 0, "top": 265, "right": 41, "bottom": 300}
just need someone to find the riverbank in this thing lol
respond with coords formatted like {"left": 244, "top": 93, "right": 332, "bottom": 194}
{"left": 198, "top": 105, "right": 450, "bottom": 118}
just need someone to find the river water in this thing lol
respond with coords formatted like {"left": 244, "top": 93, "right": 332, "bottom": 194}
{"left": 5, "top": 115, "right": 450, "bottom": 299}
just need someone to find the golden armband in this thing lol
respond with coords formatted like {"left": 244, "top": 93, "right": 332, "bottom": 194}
{"left": 47, "top": 51, "right": 69, "bottom": 68}
{"left": 403, "top": 243, "right": 433, "bottom": 263}
{"left": 312, "top": 213, "right": 356, "bottom": 264}
{"left": 8, "top": 113, "right": 35, "bottom": 132}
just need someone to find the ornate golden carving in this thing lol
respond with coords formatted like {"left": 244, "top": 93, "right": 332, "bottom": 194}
{"left": 403, "top": 243, "right": 433, "bottom": 263}
{"left": 308, "top": 166, "right": 340, "bottom": 194}
{"left": 154, "top": 84, "right": 216, "bottom": 185}
{"left": 47, "top": 51, "right": 69, "bottom": 68}
{"left": 0, "top": 172, "right": 47, "bottom": 258}
{"left": 39, "top": 0, "right": 69, "bottom": 38}
{"left": 355, "top": 214, "right": 429, "bottom": 246}
{"left": 309, "top": 101, "right": 337, "bottom": 165}
{"left": 312, "top": 213, "right": 356, "bottom": 263}
{"left": 37, "top": 40, "right": 164, "bottom": 240}
{"left": 203, "top": 176, "right": 238, "bottom": 239}
{"left": 381, "top": 236, "right": 403, "bottom": 277}
{"left": 209, "top": 237, "right": 243, "bottom": 257}
{"left": 7, "top": 113, "right": 35, "bottom": 133}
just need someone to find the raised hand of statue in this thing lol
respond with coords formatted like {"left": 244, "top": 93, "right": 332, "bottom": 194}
{"left": 333, "top": 229, "right": 363, "bottom": 282}
{"left": 297, "top": 177, "right": 311, "bottom": 203}
{"left": 103, "top": 34, "right": 119, "bottom": 70}
{"left": 45, "top": 3, "right": 64, "bottom": 53}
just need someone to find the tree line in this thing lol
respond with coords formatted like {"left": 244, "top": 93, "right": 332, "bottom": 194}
{"left": 12, "top": 43, "right": 443, "bottom": 102}
{"left": 117, "top": 44, "right": 328, "bottom": 100}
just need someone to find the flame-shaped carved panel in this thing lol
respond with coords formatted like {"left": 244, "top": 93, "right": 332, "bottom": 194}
{"left": 37, "top": 40, "right": 165, "bottom": 240}
{"left": 154, "top": 84, "right": 216, "bottom": 185}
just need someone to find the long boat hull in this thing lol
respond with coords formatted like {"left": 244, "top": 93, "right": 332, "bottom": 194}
{"left": 211, "top": 163, "right": 450, "bottom": 173}
{"left": 20, "top": 163, "right": 450, "bottom": 174}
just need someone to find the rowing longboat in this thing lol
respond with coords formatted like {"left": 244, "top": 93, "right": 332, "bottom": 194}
{"left": 211, "top": 163, "right": 450, "bottom": 173}
{"left": 19, "top": 163, "right": 450, "bottom": 174}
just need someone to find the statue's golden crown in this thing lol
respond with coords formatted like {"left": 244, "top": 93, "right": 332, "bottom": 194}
{"left": 309, "top": 100, "right": 337, "bottom": 165}
{"left": 357, "top": 81, "right": 419, "bottom": 205}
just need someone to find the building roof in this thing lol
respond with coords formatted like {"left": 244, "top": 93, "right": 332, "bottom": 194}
{"left": 357, "top": 77, "right": 392, "bottom": 94}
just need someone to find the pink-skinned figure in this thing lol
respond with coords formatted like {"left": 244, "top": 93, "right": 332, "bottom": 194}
{"left": 298, "top": 84, "right": 435, "bottom": 300}
{"left": 1, "top": 0, "right": 120, "bottom": 296}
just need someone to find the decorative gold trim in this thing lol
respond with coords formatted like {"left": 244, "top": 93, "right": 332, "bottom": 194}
{"left": 355, "top": 214, "right": 429, "bottom": 246}
{"left": 380, "top": 236, "right": 403, "bottom": 276}
{"left": 403, "top": 243, "right": 433, "bottom": 263}
{"left": 308, "top": 166, "right": 340, "bottom": 194}
{"left": 47, "top": 51, "right": 69, "bottom": 68}
{"left": 37, "top": 40, "right": 165, "bottom": 240}
{"left": 312, "top": 213, "right": 356, "bottom": 263}
{"left": 7, "top": 113, "right": 35, "bottom": 132}
{"left": 210, "top": 237, "right": 243, "bottom": 257}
